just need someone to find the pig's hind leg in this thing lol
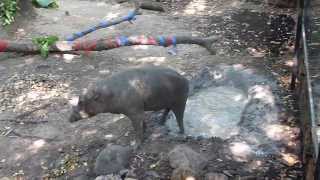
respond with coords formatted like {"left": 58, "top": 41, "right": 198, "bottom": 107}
{"left": 172, "top": 101, "right": 186, "bottom": 134}
{"left": 159, "top": 108, "right": 170, "bottom": 125}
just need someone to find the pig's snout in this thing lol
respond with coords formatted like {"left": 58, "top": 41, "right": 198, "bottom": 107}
{"left": 69, "top": 106, "right": 91, "bottom": 122}
{"left": 69, "top": 106, "right": 83, "bottom": 122}
{"left": 69, "top": 110, "right": 82, "bottom": 122}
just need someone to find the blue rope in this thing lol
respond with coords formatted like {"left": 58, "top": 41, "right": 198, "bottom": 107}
{"left": 118, "top": 36, "right": 130, "bottom": 46}
{"left": 171, "top": 36, "right": 177, "bottom": 47}
{"left": 99, "top": 20, "right": 109, "bottom": 28}
{"left": 168, "top": 36, "right": 178, "bottom": 55}
{"left": 66, "top": 10, "right": 138, "bottom": 42}
{"left": 122, "top": 11, "right": 137, "bottom": 22}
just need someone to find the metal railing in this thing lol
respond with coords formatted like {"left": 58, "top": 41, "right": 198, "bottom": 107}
{"left": 290, "top": 0, "right": 320, "bottom": 179}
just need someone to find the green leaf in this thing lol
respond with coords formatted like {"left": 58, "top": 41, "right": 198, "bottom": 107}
{"left": 32, "top": 35, "right": 59, "bottom": 59}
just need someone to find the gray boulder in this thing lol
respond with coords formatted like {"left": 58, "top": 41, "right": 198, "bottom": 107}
{"left": 94, "top": 145, "right": 132, "bottom": 175}
{"left": 168, "top": 144, "right": 207, "bottom": 173}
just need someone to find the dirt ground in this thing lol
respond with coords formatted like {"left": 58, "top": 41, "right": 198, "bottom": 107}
{"left": 0, "top": 0, "right": 302, "bottom": 179}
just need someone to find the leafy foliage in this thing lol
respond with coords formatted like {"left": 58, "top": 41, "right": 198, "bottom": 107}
{"left": 0, "top": 0, "right": 19, "bottom": 26}
{"left": 32, "top": 36, "right": 59, "bottom": 58}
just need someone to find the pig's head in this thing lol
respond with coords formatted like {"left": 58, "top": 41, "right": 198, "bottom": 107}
{"left": 69, "top": 87, "right": 108, "bottom": 122}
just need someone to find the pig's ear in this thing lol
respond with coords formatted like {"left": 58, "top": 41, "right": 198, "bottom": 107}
{"left": 69, "top": 96, "right": 79, "bottom": 106}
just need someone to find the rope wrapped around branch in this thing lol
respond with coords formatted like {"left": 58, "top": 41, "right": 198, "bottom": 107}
{"left": 65, "top": 1, "right": 140, "bottom": 42}
{"left": 0, "top": 35, "right": 219, "bottom": 54}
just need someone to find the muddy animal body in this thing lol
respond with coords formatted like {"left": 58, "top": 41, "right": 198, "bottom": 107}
{"left": 69, "top": 65, "right": 189, "bottom": 145}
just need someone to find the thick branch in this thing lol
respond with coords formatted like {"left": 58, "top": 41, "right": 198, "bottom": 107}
{"left": 0, "top": 35, "right": 219, "bottom": 54}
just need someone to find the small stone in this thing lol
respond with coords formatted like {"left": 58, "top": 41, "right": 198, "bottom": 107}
{"left": 94, "top": 145, "right": 132, "bottom": 175}
{"left": 145, "top": 170, "right": 160, "bottom": 179}
{"left": 168, "top": 144, "right": 207, "bottom": 173}
{"left": 205, "top": 173, "right": 229, "bottom": 180}
{"left": 95, "top": 174, "right": 121, "bottom": 180}
{"left": 171, "top": 166, "right": 196, "bottom": 180}
{"left": 222, "top": 170, "right": 232, "bottom": 177}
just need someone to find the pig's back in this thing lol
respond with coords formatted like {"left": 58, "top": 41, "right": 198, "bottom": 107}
{"left": 111, "top": 66, "right": 189, "bottom": 110}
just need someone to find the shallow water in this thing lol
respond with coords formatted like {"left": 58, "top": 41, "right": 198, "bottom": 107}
{"left": 166, "top": 86, "right": 248, "bottom": 139}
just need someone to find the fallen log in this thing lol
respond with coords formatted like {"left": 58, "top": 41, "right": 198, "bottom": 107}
{"left": 139, "top": 1, "right": 165, "bottom": 12}
{"left": 117, "top": 0, "right": 165, "bottom": 12}
{"left": 0, "top": 35, "right": 219, "bottom": 55}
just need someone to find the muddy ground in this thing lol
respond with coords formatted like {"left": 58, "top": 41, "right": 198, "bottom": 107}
{"left": 0, "top": 0, "right": 302, "bottom": 179}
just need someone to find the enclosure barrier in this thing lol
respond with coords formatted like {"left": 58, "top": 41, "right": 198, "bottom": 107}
{"left": 290, "top": 0, "right": 320, "bottom": 179}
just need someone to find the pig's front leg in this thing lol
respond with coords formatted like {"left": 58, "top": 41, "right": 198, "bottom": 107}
{"left": 127, "top": 111, "right": 145, "bottom": 148}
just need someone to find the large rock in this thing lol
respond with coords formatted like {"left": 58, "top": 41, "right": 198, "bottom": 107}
{"left": 168, "top": 145, "right": 207, "bottom": 173}
{"left": 205, "top": 173, "right": 229, "bottom": 180}
{"left": 94, "top": 145, "right": 132, "bottom": 175}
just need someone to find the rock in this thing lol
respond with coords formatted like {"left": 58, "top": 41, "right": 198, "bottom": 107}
{"left": 95, "top": 174, "right": 122, "bottom": 180}
{"left": 73, "top": 175, "right": 91, "bottom": 180}
{"left": 171, "top": 166, "right": 196, "bottom": 180}
{"left": 168, "top": 145, "right": 207, "bottom": 173}
{"left": 94, "top": 145, "right": 132, "bottom": 175}
{"left": 205, "top": 173, "right": 229, "bottom": 180}
{"left": 145, "top": 170, "right": 160, "bottom": 179}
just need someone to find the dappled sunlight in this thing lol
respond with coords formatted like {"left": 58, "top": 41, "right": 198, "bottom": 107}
{"left": 264, "top": 124, "right": 291, "bottom": 141}
{"left": 62, "top": 54, "right": 77, "bottom": 63}
{"left": 183, "top": 0, "right": 208, "bottom": 15}
{"left": 229, "top": 142, "right": 252, "bottom": 162}
{"left": 128, "top": 56, "right": 167, "bottom": 65}
{"left": 27, "top": 139, "right": 46, "bottom": 154}
{"left": 81, "top": 129, "right": 98, "bottom": 137}
{"left": 14, "top": 153, "right": 24, "bottom": 161}
{"left": 96, "top": 2, "right": 107, "bottom": 7}
{"left": 285, "top": 60, "right": 295, "bottom": 67}
{"left": 24, "top": 57, "right": 36, "bottom": 65}
{"left": 131, "top": 45, "right": 150, "bottom": 50}
{"left": 99, "top": 69, "right": 111, "bottom": 75}
{"left": 263, "top": 124, "right": 299, "bottom": 142}
{"left": 233, "top": 64, "right": 245, "bottom": 71}
{"left": 248, "top": 85, "right": 275, "bottom": 105}
{"left": 109, "top": 114, "right": 126, "bottom": 123}
{"left": 104, "top": 134, "right": 114, "bottom": 140}
{"left": 280, "top": 153, "right": 299, "bottom": 166}
{"left": 212, "top": 71, "right": 223, "bottom": 80}
{"left": 104, "top": 12, "right": 121, "bottom": 20}
{"left": 56, "top": 42, "right": 73, "bottom": 51}
{"left": 233, "top": 94, "right": 245, "bottom": 101}
{"left": 248, "top": 160, "right": 263, "bottom": 170}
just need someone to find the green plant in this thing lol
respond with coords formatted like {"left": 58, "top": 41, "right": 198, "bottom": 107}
{"left": 32, "top": 35, "right": 59, "bottom": 58}
{"left": 0, "top": 0, "right": 19, "bottom": 26}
